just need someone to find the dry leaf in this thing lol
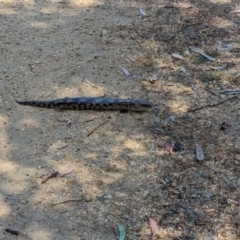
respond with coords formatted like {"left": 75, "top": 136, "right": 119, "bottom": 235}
{"left": 149, "top": 218, "right": 160, "bottom": 240}
{"left": 166, "top": 143, "right": 173, "bottom": 153}
{"left": 180, "top": 66, "right": 186, "bottom": 73}
{"left": 231, "top": 10, "right": 240, "bottom": 13}
{"left": 201, "top": 52, "right": 215, "bottom": 61}
{"left": 84, "top": 79, "right": 97, "bottom": 88}
{"left": 205, "top": 233, "right": 218, "bottom": 240}
{"left": 57, "top": 118, "right": 73, "bottom": 127}
{"left": 122, "top": 67, "right": 131, "bottom": 76}
{"left": 219, "top": 89, "right": 240, "bottom": 95}
{"left": 233, "top": 72, "right": 240, "bottom": 79}
{"left": 190, "top": 46, "right": 204, "bottom": 54}
{"left": 152, "top": 74, "right": 157, "bottom": 80}
{"left": 139, "top": 7, "right": 147, "bottom": 16}
{"left": 171, "top": 53, "right": 185, "bottom": 60}
{"left": 211, "top": 64, "right": 227, "bottom": 70}
{"left": 218, "top": 43, "right": 232, "bottom": 51}
{"left": 164, "top": 115, "right": 176, "bottom": 126}
{"left": 196, "top": 144, "right": 204, "bottom": 161}
{"left": 190, "top": 47, "right": 215, "bottom": 61}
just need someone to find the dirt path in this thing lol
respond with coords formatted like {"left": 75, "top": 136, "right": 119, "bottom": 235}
{"left": 1, "top": 1, "right": 240, "bottom": 239}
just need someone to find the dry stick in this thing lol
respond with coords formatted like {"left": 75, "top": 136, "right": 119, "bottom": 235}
{"left": 60, "top": 169, "right": 75, "bottom": 177}
{"left": 41, "top": 171, "right": 59, "bottom": 184}
{"left": 147, "top": 90, "right": 164, "bottom": 93}
{"left": 205, "top": 88, "right": 221, "bottom": 98}
{"left": 5, "top": 228, "right": 20, "bottom": 236}
{"left": 82, "top": 114, "right": 103, "bottom": 124}
{"left": 84, "top": 79, "right": 97, "bottom": 88}
{"left": 48, "top": 198, "right": 83, "bottom": 206}
{"left": 82, "top": 117, "right": 97, "bottom": 124}
{"left": 87, "top": 119, "right": 109, "bottom": 137}
{"left": 56, "top": 144, "right": 68, "bottom": 150}
{"left": 188, "top": 96, "right": 237, "bottom": 112}
{"left": 166, "top": 23, "right": 203, "bottom": 41}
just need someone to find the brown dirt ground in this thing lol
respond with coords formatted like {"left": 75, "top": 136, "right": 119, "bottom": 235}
{"left": 0, "top": 0, "right": 240, "bottom": 239}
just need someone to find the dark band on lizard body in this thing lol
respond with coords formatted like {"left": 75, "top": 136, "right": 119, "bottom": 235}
{"left": 16, "top": 97, "right": 152, "bottom": 112}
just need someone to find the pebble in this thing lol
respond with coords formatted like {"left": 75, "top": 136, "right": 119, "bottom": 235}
{"left": 171, "top": 182, "right": 177, "bottom": 187}
{"left": 112, "top": 91, "right": 118, "bottom": 97}
{"left": 142, "top": 190, "right": 149, "bottom": 197}
{"left": 104, "top": 194, "right": 112, "bottom": 199}
{"left": 152, "top": 74, "right": 157, "bottom": 81}
{"left": 184, "top": 49, "right": 190, "bottom": 56}
{"left": 21, "top": 200, "right": 28, "bottom": 205}
{"left": 102, "top": 29, "right": 107, "bottom": 35}
{"left": 179, "top": 212, "right": 185, "bottom": 218}
{"left": 85, "top": 195, "right": 92, "bottom": 202}
{"left": 148, "top": 75, "right": 157, "bottom": 83}
{"left": 235, "top": 137, "right": 240, "bottom": 153}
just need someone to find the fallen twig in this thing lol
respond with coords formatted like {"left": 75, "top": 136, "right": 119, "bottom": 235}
{"left": 56, "top": 144, "right": 68, "bottom": 150}
{"left": 219, "top": 89, "right": 240, "bottom": 95}
{"left": 57, "top": 118, "right": 73, "bottom": 127}
{"left": 5, "top": 228, "right": 20, "bottom": 236}
{"left": 60, "top": 169, "right": 75, "bottom": 177}
{"left": 205, "top": 88, "right": 221, "bottom": 97}
{"left": 87, "top": 119, "right": 109, "bottom": 137}
{"left": 188, "top": 96, "right": 237, "bottom": 112}
{"left": 41, "top": 171, "right": 59, "bottom": 184}
{"left": 82, "top": 117, "right": 97, "bottom": 124}
{"left": 48, "top": 198, "right": 83, "bottom": 206}
{"left": 84, "top": 79, "right": 97, "bottom": 88}
{"left": 147, "top": 90, "right": 164, "bottom": 93}
{"left": 165, "top": 23, "right": 202, "bottom": 41}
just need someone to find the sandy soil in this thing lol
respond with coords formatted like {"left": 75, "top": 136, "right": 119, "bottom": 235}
{"left": 1, "top": 0, "right": 240, "bottom": 239}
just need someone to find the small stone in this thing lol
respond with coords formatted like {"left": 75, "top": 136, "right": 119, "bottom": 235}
{"left": 142, "top": 191, "right": 149, "bottom": 197}
{"left": 104, "top": 194, "right": 112, "bottom": 199}
{"left": 184, "top": 49, "right": 190, "bottom": 56}
{"left": 85, "top": 195, "right": 92, "bottom": 202}
{"left": 180, "top": 66, "right": 186, "bottom": 73}
{"left": 102, "top": 29, "right": 107, "bottom": 35}
{"left": 181, "top": 158, "right": 187, "bottom": 163}
{"left": 21, "top": 200, "right": 28, "bottom": 205}
{"left": 179, "top": 212, "right": 185, "bottom": 218}
{"left": 152, "top": 74, "right": 157, "bottom": 80}
{"left": 235, "top": 137, "right": 240, "bottom": 153}
{"left": 177, "top": 155, "right": 183, "bottom": 160}
{"left": 37, "top": 166, "right": 42, "bottom": 169}
{"left": 172, "top": 182, "right": 177, "bottom": 187}
{"left": 148, "top": 76, "right": 156, "bottom": 83}
{"left": 112, "top": 91, "right": 118, "bottom": 97}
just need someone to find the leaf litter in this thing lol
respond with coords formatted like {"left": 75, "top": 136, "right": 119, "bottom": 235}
{"left": 171, "top": 53, "right": 185, "bottom": 60}
{"left": 190, "top": 46, "right": 215, "bottom": 61}
{"left": 149, "top": 218, "right": 160, "bottom": 240}
{"left": 6, "top": 0, "right": 240, "bottom": 240}
{"left": 139, "top": 7, "right": 147, "bottom": 16}
{"left": 196, "top": 144, "right": 205, "bottom": 161}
